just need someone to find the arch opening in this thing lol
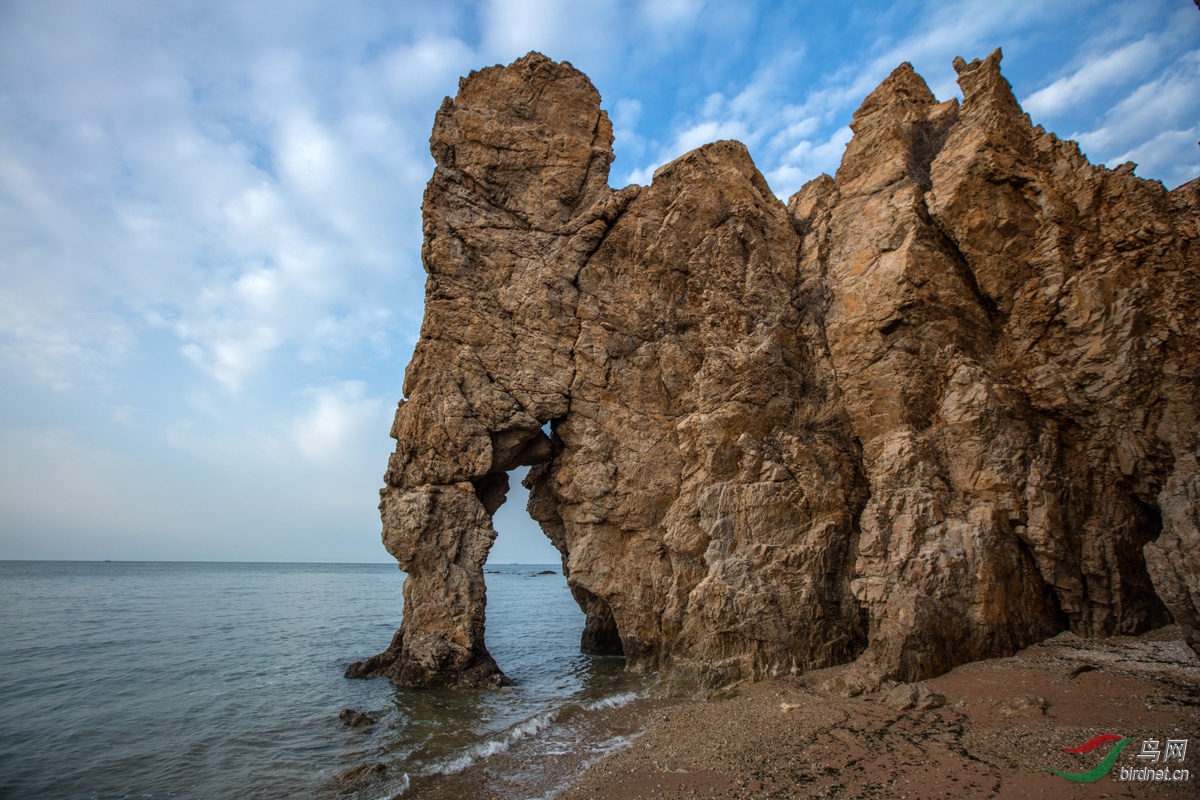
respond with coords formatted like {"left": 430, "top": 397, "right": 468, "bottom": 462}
{"left": 476, "top": 423, "right": 628, "bottom": 668}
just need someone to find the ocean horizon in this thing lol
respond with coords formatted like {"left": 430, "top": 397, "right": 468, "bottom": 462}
{"left": 0, "top": 560, "right": 644, "bottom": 799}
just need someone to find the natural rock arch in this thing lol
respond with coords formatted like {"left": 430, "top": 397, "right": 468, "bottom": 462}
{"left": 348, "top": 51, "right": 1200, "bottom": 691}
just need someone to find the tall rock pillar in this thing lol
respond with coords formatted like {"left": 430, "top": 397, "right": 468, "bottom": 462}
{"left": 346, "top": 53, "right": 632, "bottom": 688}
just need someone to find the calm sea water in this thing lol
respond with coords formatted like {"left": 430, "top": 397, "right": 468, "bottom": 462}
{"left": 0, "top": 561, "right": 644, "bottom": 800}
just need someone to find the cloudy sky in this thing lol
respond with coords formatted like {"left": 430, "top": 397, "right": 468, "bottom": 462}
{"left": 1, "top": 0, "right": 1197, "bottom": 564}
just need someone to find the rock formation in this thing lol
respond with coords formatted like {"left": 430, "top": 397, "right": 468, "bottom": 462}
{"left": 347, "top": 50, "right": 1200, "bottom": 692}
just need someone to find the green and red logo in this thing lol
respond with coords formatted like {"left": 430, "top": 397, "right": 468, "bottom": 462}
{"left": 1049, "top": 733, "right": 1133, "bottom": 782}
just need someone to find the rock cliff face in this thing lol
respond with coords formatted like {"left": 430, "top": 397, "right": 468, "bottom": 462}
{"left": 347, "top": 51, "right": 1200, "bottom": 692}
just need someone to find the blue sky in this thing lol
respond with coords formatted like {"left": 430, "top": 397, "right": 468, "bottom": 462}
{"left": 1, "top": 0, "right": 1197, "bottom": 563}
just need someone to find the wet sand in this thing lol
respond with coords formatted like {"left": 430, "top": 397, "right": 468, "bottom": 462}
{"left": 398, "top": 626, "right": 1199, "bottom": 799}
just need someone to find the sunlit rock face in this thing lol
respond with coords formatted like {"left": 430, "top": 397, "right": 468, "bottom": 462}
{"left": 347, "top": 50, "right": 1200, "bottom": 691}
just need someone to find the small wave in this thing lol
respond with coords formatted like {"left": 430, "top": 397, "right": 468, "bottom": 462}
{"left": 432, "top": 709, "right": 561, "bottom": 775}
{"left": 370, "top": 771, "right": 409, "bottom": 799}
{"left": 593, "top": 731, "right": 643, "bottom": 756}
{"left": 424, "top": 690, "right": 645, "bottom": 781}
{"left": 540, "top": 732, "right": 646, "bottom": 800}
{"left": 584, "top": 690, "right": 643, "bottom": 711}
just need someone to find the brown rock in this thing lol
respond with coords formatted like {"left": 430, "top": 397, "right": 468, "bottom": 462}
{"left": 799, "top": 48, "right": 1197, "bottom": 684}
{"left": 334, "top": 761, "right": 387, "bottom": 790}
{"left": 993, "top": 694, "right": 1047, "bottom": 717}
{"left": 358, "top": 52, "right": 625, "bottom": 688}
{"left": 349, "top": 50, "right": 1200, "bottom": 692}
{"left": 543, "top": 138, "right": 868, "bottom": 688}
{"left": 338, "top": 708, "right": 375, "bottom": 727}
{"left": 884, "top": 682, "right": 945, "bottom": 711}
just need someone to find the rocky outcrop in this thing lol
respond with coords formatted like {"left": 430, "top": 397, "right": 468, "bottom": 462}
{"left": 797, "top": 49, "right": 1199, "bottom": 685}
{"left": 348, "top": 51, "right": 1199, "bottom": 691}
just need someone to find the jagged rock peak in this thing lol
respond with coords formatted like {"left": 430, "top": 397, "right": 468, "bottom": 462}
{"left": 347, "top": 51, "right": 1200, "bottom": 693}
{"left": 853, "top": 62, "right": 938, "bottom": 119}
{"left": 953, "top": 48, "right": 1012, "bottom": 106}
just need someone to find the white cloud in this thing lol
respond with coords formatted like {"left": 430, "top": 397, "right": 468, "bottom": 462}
{"left": 0, "top": 2, "right": 438, "bottom": 400}
{"left": 482, "top": 0, "right": 570, "bottom": 55}
{"left": 636, "top": 0, "right": 705, "bottom": 29}
{"left": 612, "top": 98, "right": 642, "bottom": 129}
{"left": 291, "top": 381, "right": 388, "bottom": 465}
{"left": 623, "top": 164, "right": 656, "bottom": 186}
{"left": 617, "top": 117, "right": 754, "bottom": 188}
{"left": 380, "top": 35, "right": 476, "bottom": 102}
{"left": 677, "top": 119, "right": 752, "bottom": 154}
{"left": 615, "top": 46, "right": 803, "bottom": 189}
{"left": 767, "top": 125, "right": 853, "bottom": 196}
{"left": 610, "top": 97, "right": 647, "bottom": 175}
{"left": 1023, "top": 35, "right": 1160, "bottom": 119}
{"left": 1, "top": 0, "right": 1194, "bottom": 563}
{"left": 180, "top": 324, "right": 280, "bottom": 392}
{"left": 481, "top": 0, "right": 620, "bottom": 65}
{"left": 1110, "top": 126, "right": 1200, "bottom": 189}
{"left": 1076, "top": 49, "right": 1200, "bottom": 149}
{"left": 1074, "top": 49, "right": 1200, "bottom": 188}
{"left": 277, "top": 114, "right": 342, "bottom": 205}
{"left": 610, "top": 0, "right": 1065, "bottom": 199}
{"left": 769, "top": 115, "right": 819, "bottom": 149}
{"left": 611, "top": 0, "right": 1198, "bottom": 201}
{"left": 0, "top": 286, "right": 135, "bottom": 390}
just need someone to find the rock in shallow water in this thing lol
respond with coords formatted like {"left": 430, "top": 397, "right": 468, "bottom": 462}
{"left": 348, "top": 50, "right": 1200, "bottom": 692}
{"left": 338, "top": 708, "right": 375, "bottom": 727}
{"left": 334, "top": 761, "right": 387, "bottom": 790}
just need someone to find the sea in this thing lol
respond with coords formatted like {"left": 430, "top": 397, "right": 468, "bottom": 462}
{"left": 0, "top": 561, "right": 648, "bottom": 800}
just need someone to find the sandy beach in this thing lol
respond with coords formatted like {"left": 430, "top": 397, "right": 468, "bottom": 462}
{"left": 407, "top": 626, "right": 1199, "bottom": 799}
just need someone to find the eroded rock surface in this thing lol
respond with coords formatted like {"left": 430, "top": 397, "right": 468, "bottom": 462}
{"left": 348, "top": 50, "right": 1199, "bottom": 691}
{"left": 806, "top": 50, "right": 1198, "bottom": 685}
